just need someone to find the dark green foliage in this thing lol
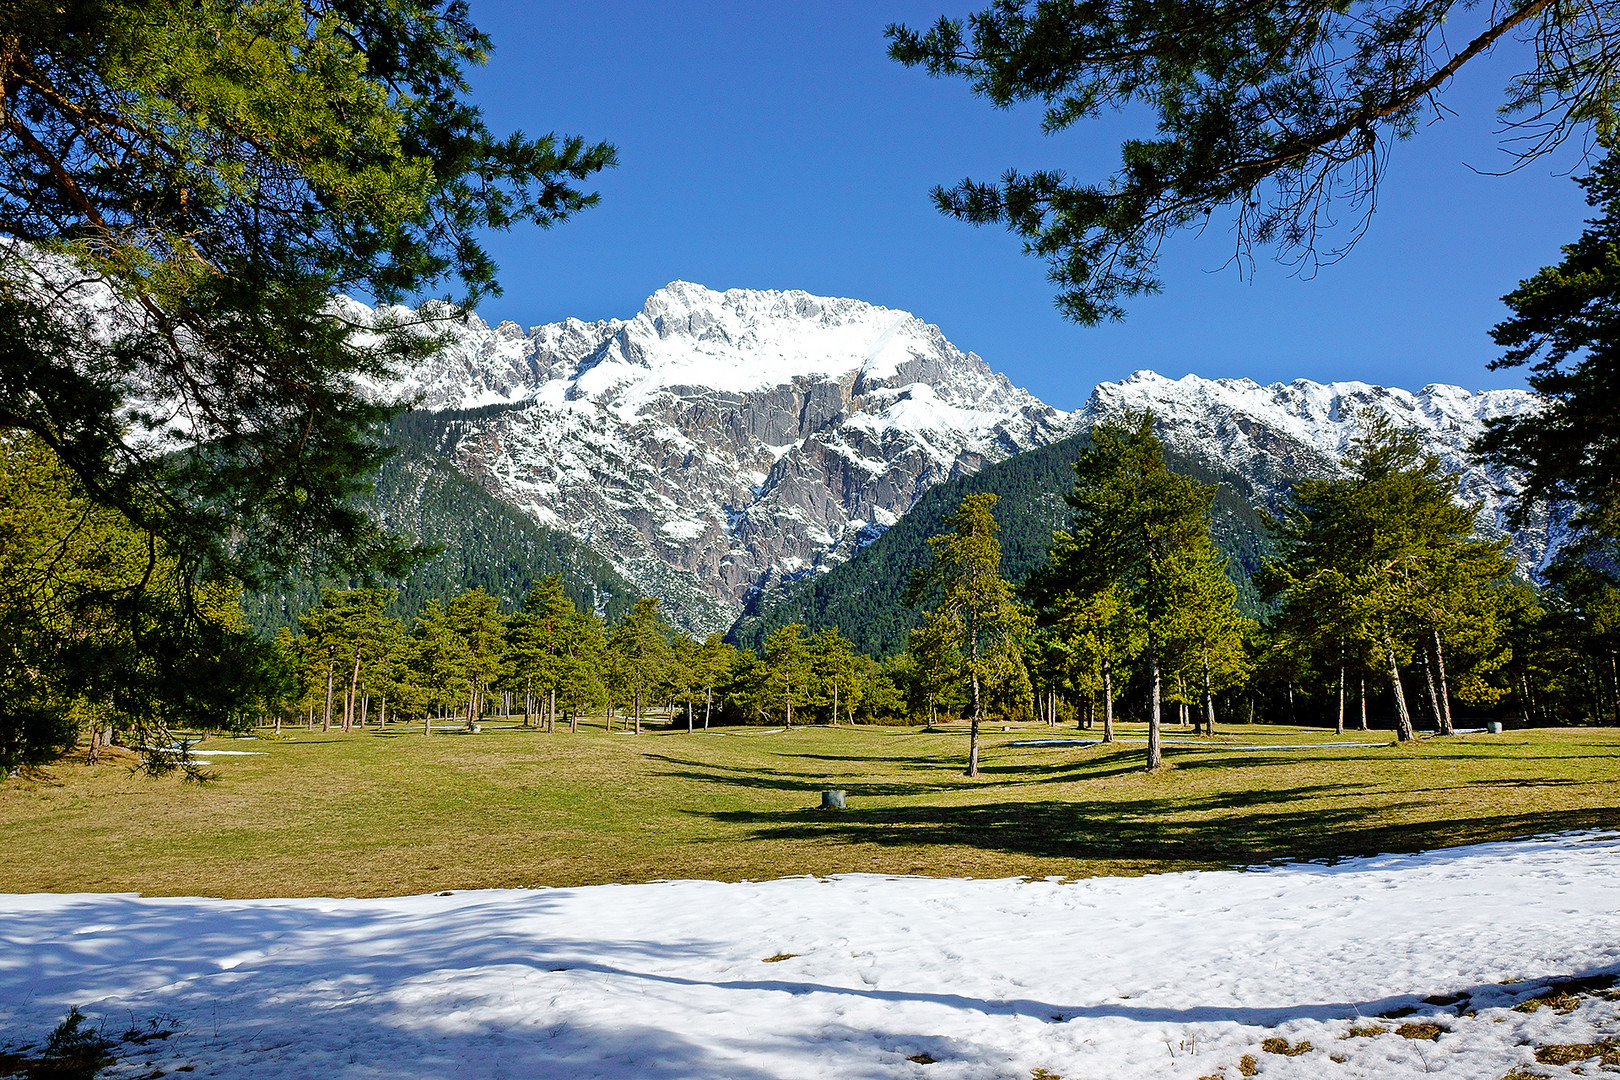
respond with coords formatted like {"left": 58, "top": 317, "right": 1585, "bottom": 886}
{"left": 27, "top": 1007, "right": 115, "bottom": 1079}
{"left": 887, "top": 0, "right": 1615, "bottom": 323}
{"left": 0, "top": 2, "right": 613, "bottom": 754}
{"left": 244, "top": 413, "right": 639, "bottom": 634}
{"left": 1479, "top": 146, "right": 1620, "bottom": 546}
{"left": 734, "top": 430, "right": 1271, "bottom": 656}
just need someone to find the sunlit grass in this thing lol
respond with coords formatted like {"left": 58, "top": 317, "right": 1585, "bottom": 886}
{"left": 4, "top": 718, "right": 1617, "bottom": 897}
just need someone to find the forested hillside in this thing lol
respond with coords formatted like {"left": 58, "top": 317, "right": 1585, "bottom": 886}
{"left": 244, "top": 408, "right": 641, "bottom": 635}
{"left": 730, "top": 431, "right": 1274, "bottom": 655}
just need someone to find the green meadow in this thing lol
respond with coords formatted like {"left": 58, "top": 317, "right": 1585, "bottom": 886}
{"left": 3, "top": 722, "right": 1616, "bottom": 898}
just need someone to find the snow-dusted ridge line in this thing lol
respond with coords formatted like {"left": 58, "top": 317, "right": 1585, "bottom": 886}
{"left": 3, "top": 834, "right": 1616, "bottom": 1079}
{"left": 362, "top": 280, "right": 1551, "bottom": 630}
{"left": 366, "top": 281, "right": 1069, "bottom": 633}
{"left": 1083, "top": 369, "right": 1553, "bottom": 576}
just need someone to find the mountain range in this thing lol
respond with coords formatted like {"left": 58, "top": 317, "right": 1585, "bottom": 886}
{"left": 349, "top": 282, "right": 1548, "bottom": 637}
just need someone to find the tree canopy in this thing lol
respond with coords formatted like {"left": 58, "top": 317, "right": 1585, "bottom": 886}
{"left": 1478, "top": 146, "right": 1620, "bottom": 548}
{"left": 0, "top": 2, "right": 613, "bottom": 760}
{"left": 887, "top": 0, "right": 1618, "bottom": 323}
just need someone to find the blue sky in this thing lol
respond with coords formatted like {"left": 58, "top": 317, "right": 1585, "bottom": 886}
{"left": 462, "top": 2, "right": 1591, "bottom": 411}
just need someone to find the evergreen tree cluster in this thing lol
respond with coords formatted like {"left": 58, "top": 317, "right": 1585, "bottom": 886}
{"left": 244, "top": 410, "right": 640, "bottom": 635}
{"left": 260, "top": 580, "right": 906, "bottom": 737}
{"left": 732, "top": 430, "right": 1272, "bottom": 657}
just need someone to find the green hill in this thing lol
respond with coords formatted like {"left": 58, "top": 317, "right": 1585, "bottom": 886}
{"left": 729, "top": 431, "right": 1275, "bottom": 656}
{"left": 244, "top": 405, "right": 641, "bottom": 635}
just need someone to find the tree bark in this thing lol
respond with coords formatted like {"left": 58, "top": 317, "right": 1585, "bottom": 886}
{"left": 704, "top": 686, "right": 713, "bottom": 730}
{"left": 831, "top": 681, "right": 838, "bottom": 727}
{"left": 1432, "top": 629, "right": 1454, "bottom": 735}
{"left": 1146, "top": 628, "right": 1163, "bottom": 770}
{"left": 549, "top": 687, "right": 557, "bottom": 734}
{"left": 345, "top": 650, "right": 362, "bottom": 733}
{"left": 1359, "top": 675, "right": 1368, "bottom": 730}
{"left": 1102, "top": 659, "right": 1115, "bottom": 743}
{"left": 1336, "top": 664, "right": 1346, "bottom": 736}
{"left": 1385, "top": 640, "right": 1415, "bottom": 741}
{"left": 966, "top": 670, "right": 982, "bottom": 777}
{"left": 323, "top": 659, "right": 335, "bottom": 731}
{"left": 1203, "top": 654, "right": 1216, "bottom": 736}
{"left": 634, "top": 691, "right": 642, "bottom": 736}
{"left": 1420, "top": 638, "right": 1444, "bottom": 732}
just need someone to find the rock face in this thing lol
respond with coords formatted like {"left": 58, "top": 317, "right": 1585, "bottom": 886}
{"left": 1079, "top": 371, "right": 1556, "bottom": 576}
{"left": 369, "top": 285, "right": 1555, "bottom": 633}
{"left": 372, "top": 282, "right": 1069, "bottom": 633}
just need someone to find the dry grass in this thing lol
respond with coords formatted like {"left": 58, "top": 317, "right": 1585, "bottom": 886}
{"left": 1535, "top": 1040, "right": 1620, "bottom": 1066}
{"left": 2, "top": 721, "right": 1618, "bottom": 897}
{"left": 1261, "top": 1037, "right": 1313, "bottom": 1055}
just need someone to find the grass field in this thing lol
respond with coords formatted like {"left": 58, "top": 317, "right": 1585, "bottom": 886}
{"left": 3, "top": 719, "right": 1618, "bottom": 897}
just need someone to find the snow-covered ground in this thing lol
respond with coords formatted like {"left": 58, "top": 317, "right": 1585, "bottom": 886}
{"left": 4, "top": 835, "right": 1618, "bottom": 1079}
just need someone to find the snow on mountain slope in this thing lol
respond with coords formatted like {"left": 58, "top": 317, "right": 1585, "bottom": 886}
{"left": 1080, "top": 371, "right": 1556, "bottom": 575}
{"left": 370, "top": 285, "right": 1556, "bottom": 630}
{"left": 373, "top": 283, "right": 1070, "bottom": 633}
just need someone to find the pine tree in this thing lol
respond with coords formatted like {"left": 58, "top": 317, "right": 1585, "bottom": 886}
{"left": 1030, "top": 415, "right": 1219, "bottom": 769}
{"left": 607, "top": 599, "right": 671, "bottom": 735}
{"left": 811, "top": 628, "right": 858, "bottom": 724}
{"left": 760, "top": 624, "right": 813, "bottom": 729}
{"left": 1, "top": 4, "right": 615, "bottom": 734}
{"left": 886, "top": 0, "right": 1611, "bottom": 324}
{"left": 910, "top": 492, "right": 1031, "bottom": 776}
{"left": 1264, "top": 413, "right": 1511, "bottom": 738}
{"left": 1479, "top": 145, "right": 1620, "bottom": 546}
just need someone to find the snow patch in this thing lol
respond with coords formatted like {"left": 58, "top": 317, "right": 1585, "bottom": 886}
{"left": 2, "top": 836, "right": 1617, "bottom": 1079}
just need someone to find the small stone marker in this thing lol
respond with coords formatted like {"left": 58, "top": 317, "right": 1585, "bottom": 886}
{"left": 820, "top": 789, "right": 846, "bottom": 810}
{"left": 1487, "top": 721, "right": 1503, "bottom": 734}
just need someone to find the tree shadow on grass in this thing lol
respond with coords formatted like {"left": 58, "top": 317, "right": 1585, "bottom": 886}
{"left": 689, "top": 792, "right": 1620, "bottom": 868}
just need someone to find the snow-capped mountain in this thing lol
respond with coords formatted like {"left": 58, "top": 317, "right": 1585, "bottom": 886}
{"left": 1080, "top": 371, "right": 1554, "bottom": 575}
{"left": 371, "top": 284, "right": 1552, "bottom": 632}
{"left": 373, "top": 282, "right": 1070, "bottom": 633}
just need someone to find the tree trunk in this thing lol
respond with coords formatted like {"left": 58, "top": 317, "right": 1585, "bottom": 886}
{"left": 1518, "top": 672, "right": 1533, "bottom": 727}
{"left": 1203, "top": 654, "right": 1216, "bottom": 736}
{"left": 687, "top": 695, "right": 694, "bottom": 733}
{"left": 1102, "top": 659, "right": 1115, "bottom": 743}
{"left": 634, "top": 691, "right": 642, "bottom": 736}
{"left": 323, "top": 660, "right": 335, "bottom": 731}
{"left": 831, "top": 681, "right": 838, "bottom": 726}
{"left": 704, "top": 686, "right": 713, "bottom": 730}
{"left": 379, "top": 695, "right": 386, "bottom": 730}
{"left": 966, "top": 670, "right": 982, "bottom": 776}
{"left": 1287, "top": 682, "right": 1297, "bottom": 726}
{"left": 549, "top": 687, "right": 557, "bottom": 734}
{"left": 1359, "top": 675, "right": 1368, "bottom": 730}
{"left": 1420, "top": 638, "right": 1444, "bottom": 732}
{"left": 345, "top": 650, "right": 362, "bottom": 734}
{"left": 1336, "top": 664, "right": 1346, "bottom": 736}
{"left": 1146, "top": 628, "right": 1163, "bottom": 770}
{"left": 1385, "top": 640, "right": 1415, "bottom": 741}
{"left": 1432, "top": 629, "right": 1455, "bottom": 735}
